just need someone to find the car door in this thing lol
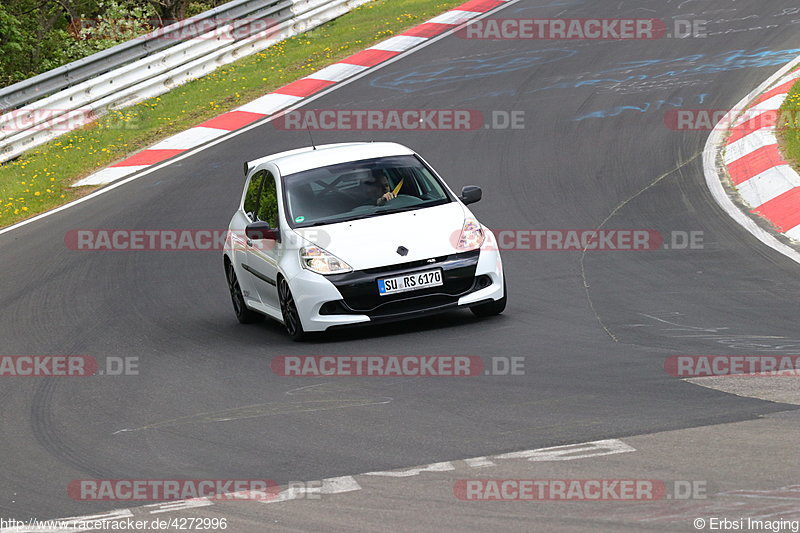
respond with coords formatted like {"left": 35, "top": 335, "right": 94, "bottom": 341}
{"left": 234, "top": 169, "right": 264, "bottom": 306}
{"left": 243, "top": 169, "right": 282, "bottom": 310}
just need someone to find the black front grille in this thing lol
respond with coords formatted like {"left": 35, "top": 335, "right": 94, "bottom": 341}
{"left": 361, "top": 254, "right": 451, "bottom": 274}
{"left": 326, "top": 250, "right": 480, "bottom": 317}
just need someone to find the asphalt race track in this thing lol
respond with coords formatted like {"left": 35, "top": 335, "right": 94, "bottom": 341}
{"left": 3, "top": 0, "right": 800, "bottom": 524}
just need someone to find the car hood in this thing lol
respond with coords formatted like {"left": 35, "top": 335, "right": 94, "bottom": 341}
{"left": 293, "top": 202, "right": 469, "bottom": 270}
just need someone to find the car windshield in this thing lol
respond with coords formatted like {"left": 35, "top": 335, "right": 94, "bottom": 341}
{"left": 282, "top": 155, "right": 452, "bottom": 228}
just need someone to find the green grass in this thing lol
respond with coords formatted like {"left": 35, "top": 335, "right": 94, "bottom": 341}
{"left": 778, "top": 73, "right": 800, "bottom": 170}
{"left": 0, "top": 0, "right": 463, "bottom": 228}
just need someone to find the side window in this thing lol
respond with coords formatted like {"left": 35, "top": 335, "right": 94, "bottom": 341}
{"left": 243, "top": 171, "right": 265, "bottom": 220}
{"left": 256, "top": 171, "right": 280, "bottom": 228}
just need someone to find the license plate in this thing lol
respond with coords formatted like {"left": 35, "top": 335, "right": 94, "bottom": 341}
{"left": 377, "top": 269, "right": 443, "bottom": 296}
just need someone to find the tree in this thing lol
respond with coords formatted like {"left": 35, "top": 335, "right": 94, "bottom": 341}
{"left": 0, "top": 0, "right": 228, "bottom": 90}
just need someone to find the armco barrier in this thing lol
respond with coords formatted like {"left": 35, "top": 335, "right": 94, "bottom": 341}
{"left": 0, "top": 0, "right": 372, "bottom": 163}
{"left": 0, "top": 0, "right": 289, "bottom": 111}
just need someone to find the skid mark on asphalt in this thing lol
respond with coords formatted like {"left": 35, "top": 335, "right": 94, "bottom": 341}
{"left": 638, "top": 312, "right": 800, "bottom": 352}
{"left": 578, "top": 151, "right": 703, "bottom": 343}
{"left": 285, "top": 382, "right": 362, "bottom": 395}
{"left": 112, "top": 398, "right": 393, "bottom": 434}
{"left": 633, "top": 314, "right": 800, "bottom": 404}
{"left": 285, "top": 379, "right": 413, "bottom": 396}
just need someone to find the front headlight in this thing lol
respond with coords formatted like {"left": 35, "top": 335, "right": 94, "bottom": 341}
{"left": 457, "top": 218, "right": 485, "bottom": 251}
{"left": 300, "top": 246, "right": 352, "bottom": 275}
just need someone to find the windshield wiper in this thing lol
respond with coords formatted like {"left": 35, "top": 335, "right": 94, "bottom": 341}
{"left": 378, "top": 204, "right": 431, "bottom": 216}
{"left": 303, "top": 215, "right": 372, "bottom": 226}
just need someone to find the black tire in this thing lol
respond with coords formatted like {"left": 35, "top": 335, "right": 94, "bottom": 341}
{"left": 470, "top": 279, "right": 507, "bottom": 317}
{"left": 278, "top": 277, "right": 306, "bottom": 341}
{"left": 225, "top": 260, "right": 263, "bottom": 324}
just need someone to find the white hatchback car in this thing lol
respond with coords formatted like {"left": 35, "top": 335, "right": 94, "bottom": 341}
{"left": 223, "top": 142, "right": 505, "bottom": 340}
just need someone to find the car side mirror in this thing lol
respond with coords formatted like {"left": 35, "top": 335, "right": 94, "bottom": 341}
{"left": 459, "top": 185, "right": 482, "bottom": 205}
{"left": 245, "top": 221, "right": 280, "bottom": 242}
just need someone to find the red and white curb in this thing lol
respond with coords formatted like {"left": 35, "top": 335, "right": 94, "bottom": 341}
{"left": 722, "top": 67, "right": 800, "bottom": 241}
{"left": 703, "top": 50, "right": 800, "bottom": 263}
{"left": 72, "top": 0, "right": 509, "bottom": 187}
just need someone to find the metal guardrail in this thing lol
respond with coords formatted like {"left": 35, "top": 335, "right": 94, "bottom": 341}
{"left": 0, "top": 0, "right": 371, "bottom": 163}
{"left": 0, "top": 0, "right": 289, "bottom": 111}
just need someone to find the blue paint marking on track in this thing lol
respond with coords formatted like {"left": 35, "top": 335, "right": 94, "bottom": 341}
{"left": 533, "top": 48, "right": 800, "bottom": 94}
{"left": 371, "top": 46, "right": 800, "bottom": 100}
{"left": 574, "top": 94, "right": 709, "bottom": 121}
{"left": 368, "top": 49, "right": 579, "bottom": 93}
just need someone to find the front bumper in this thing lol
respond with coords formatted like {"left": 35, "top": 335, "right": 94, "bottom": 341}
{"left": 291, "top": 237, "right": 504, "bottom": 332}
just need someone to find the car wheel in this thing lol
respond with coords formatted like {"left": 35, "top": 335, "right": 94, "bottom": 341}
{"left": 226, "top": 260, "right": 263, "bottom": 324}
{"left": 278, "top": 277, "right": 306, "bottom": 341}
{"left": 470, "top": 279, "right": 507, "bottom": 318}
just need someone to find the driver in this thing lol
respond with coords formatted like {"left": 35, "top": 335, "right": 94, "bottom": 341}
{"left": 362, "top": 172, "right": 396, "bottom": 206}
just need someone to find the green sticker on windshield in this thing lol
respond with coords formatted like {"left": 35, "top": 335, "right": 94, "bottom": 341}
{"left": 295, "top": 215, "right": 305, "bottom": 223}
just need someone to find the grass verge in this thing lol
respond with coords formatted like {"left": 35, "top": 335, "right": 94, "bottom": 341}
{"left": 778, "top": 75, "right": 800, "bottom": 169}
{"left": 0, "top": 0, "right": 463, "bottom": 228}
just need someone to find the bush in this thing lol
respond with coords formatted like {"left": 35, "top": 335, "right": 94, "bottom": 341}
{"left": 0, "top": 0, "right": 226, "bottom": 89}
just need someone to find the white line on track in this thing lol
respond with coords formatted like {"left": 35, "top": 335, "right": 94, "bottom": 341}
{"left": 0, "top": 438, "right": 634, "bottom": 532}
